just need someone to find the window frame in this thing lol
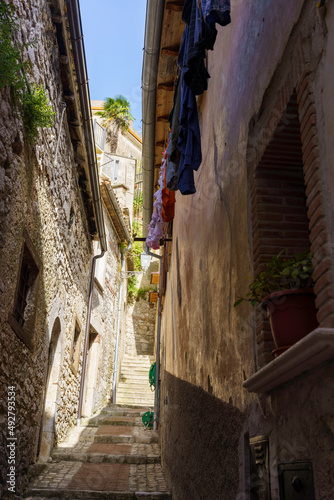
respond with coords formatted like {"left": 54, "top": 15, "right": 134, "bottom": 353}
{"left": 8, "top": 230, "right": 42, "bottom": 352}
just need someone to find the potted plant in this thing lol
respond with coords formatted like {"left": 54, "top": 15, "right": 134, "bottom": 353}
{"left": 234, "top": 251, "right": 318, "bottom": 357}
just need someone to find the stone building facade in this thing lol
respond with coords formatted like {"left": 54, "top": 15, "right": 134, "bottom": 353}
{"left": 92, "top": 100, "right": 142, "bottom": 227}
{"left": 124, "top": 263, "right": 159, "bottom": 358}
{"left": 0, "top": 0, "right": 134, "bottom": 496}
{"left": 142, "top": 1, "right": 334, "bottom": 499}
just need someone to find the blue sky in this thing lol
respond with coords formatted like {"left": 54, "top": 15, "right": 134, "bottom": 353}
{"left": 80, "top": 0, "right": 147, "bottom": 132}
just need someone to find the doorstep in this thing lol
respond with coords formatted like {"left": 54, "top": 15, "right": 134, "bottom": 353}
{"left": 243, "top": 327, "right": 334, "bottom": 393}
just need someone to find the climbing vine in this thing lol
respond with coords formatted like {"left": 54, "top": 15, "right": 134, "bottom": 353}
{"left": 0, "top": 1, "right": 55, "bottom": 143}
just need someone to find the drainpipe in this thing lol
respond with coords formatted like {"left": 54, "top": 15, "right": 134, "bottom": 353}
{"left": 66, "top": 0, "right": 107, "bottom": 252}
{"left": 65, "top": 0, "right": 107, "bottom": 424}
{"left": 77, "top": 250, "right": 104, "bottom": 426}
{"left": 142, "top": 0, "right": 165, "bottom": 236}
{"left": 112, "top": 242, "right": 132, "bottom": 403}
{"left": 153, "top": 249, "right": 163, "bottom": 430}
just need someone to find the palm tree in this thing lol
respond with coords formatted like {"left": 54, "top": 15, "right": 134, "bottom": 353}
{"left": 96, "top": 95, "right": 134, "bottom": 152}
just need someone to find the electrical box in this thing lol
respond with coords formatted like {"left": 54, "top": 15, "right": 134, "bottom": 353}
{"left": 278, "top": 461, "right": 315, "bottom": 500}
{"left": 249, "top": 435, "right": 271, "bottom": 500}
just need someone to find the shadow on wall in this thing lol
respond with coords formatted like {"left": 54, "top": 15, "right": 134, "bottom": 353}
{"left": 161, "top": 371, "right": 245, "bottom": 500}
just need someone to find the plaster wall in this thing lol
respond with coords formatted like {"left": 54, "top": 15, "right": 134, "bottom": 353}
{"left": 159, "top": 1, "right": 334, "bottom": 498}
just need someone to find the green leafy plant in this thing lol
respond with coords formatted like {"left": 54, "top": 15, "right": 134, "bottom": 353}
{"left": 136, "top": 286, "right": 156, "bottom": 301}
{"left": 234, "top": 250, "right": 314, "bottom": 307}
{"left": 0, "top": 1, "right": 28, "bottom": 93}
{"left": 133, "top": 191, "right": 143, "bottom": 214}
{"left": 127, "top": 274, "right": 138, "bottom": 303}
{"left": 22, "top": 85, "right": 55, "bottom": 143}
{"left": 0, "top": 1, "right": 55, "bottom": 143}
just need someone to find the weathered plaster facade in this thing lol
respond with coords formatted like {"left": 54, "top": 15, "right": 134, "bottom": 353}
{"left": 144, "top": 1, "right": 334, "bottom": 498}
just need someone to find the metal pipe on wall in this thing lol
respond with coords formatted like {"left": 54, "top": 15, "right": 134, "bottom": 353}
{"left": 77, "top": 250, "right": 104, "bottom": 425}
{"left": 142, "top": 0, "right": 165, "bottom": 236}
{"left": 66, "top": 0, "right": 107, "bottom": 424}
{"left": 153, "top": 251, "right": 164, "bottom": 430}
{"left": 65, "top": 0, "right": 107, "bottom": 252}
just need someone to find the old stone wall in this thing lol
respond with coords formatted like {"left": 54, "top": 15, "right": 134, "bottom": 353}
{"left": 0, "top": 0, "right": 95, "bottom": 495}
{"left": 124, "top": 264, "right": 158, "bottom": 357}
{"left": 159, "top": 0, "right": 334, "bottom": 498}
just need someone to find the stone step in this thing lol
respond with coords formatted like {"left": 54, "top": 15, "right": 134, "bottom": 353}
{"left": 120, "top": 371, "right": 151, "bottom": 378}
{"left": 116, "top": 393, "right": 154, "bottom": 401}
{"left": 120, "top": 364, "right": 152, "bottom": 370}
{"left": 120, "top": 363, "right": 152, "bottom": 368}
{"left": 115, "top": 400, "right": 154, "bottom": 407}
{"left": 122, "top": 355, "right": 154, "bottom": 361}
{"left": 117, "top": 385, "right": 154, "bottom": 392}
{"left": 83, "top": 419, "right": 140, "bottom": 427}
{"left": 100, "top": 410, "right": 143, "bottom": 418}
{"left": 118, "top": 380, "right": 152, "bottom": 387}
{"left": 115, "top": 398, "right": 154, "bottom": 406}
{"left": 26, "top": 491, "right": 171, "bottom": 499}
{"left": 94, "top": 434, "right": 158, "bottom": 445}
{"left": 116, "top": 393, "right": 154, "bottom": 400}
{"left": 51, "top": 451, "right": 160, "bottom": 464}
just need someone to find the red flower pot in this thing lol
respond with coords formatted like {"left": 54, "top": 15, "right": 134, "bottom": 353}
{"left": 261, "top": 288, "right": 318, "bottom": 351}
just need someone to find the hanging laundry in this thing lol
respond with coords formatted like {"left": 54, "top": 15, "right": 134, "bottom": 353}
{"left": 180, "top": 2, "right": 210, "bottom": 96}
{"left": 194, "top": 0, "right": 218, "bottom": 50}
{"left": 177, "top": 75, "right": 202, "bottom": 195}
{"left": 162, "top": 149, "right": 176, "bottom": 223}
{"left": 167, "top": 78, "right": 181, "bottom": 191}
{"left": 146, "top": 148, "right": 173, "bottom": 248}
{"left": 201, "top": 0, "right": 231, "bottom": 27}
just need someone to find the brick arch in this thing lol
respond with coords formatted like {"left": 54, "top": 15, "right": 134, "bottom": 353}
{"left": 247, "top": 45, "right": 334, "bottom": 367}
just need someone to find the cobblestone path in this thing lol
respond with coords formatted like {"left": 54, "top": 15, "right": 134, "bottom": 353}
{"left": 25, "top": 405, "right": 171, "bottom": 499}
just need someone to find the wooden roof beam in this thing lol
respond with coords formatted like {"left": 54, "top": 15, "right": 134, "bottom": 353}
{"left": 161, "top": 46, "right": 179, "bottom": 57}
{"left": 157, "top": 115, "right": 169, "bottom": 123}
{"left": 166, "top": 1, "right": 184, "bottom": 11}
{"left": 157, "top": 82, "right": 175, "bottom": 91}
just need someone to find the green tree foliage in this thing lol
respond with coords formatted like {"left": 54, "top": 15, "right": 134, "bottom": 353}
{"left": 96, "top": 95, "right": 134, "bottom": 131}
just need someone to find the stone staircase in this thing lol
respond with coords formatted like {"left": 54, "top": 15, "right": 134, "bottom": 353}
{"left": 25, "top": 405, "right": 171, "bottom": 499}
{"left": 116, "top": 355, "right": 155, "bottom": 407}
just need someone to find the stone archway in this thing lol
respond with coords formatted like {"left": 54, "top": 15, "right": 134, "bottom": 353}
{"left": 37, "top": 317, "right": 62, "bottom": 461}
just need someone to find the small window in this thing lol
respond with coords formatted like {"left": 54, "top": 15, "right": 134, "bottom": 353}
{"left": 113, "top": 160, "right": 119, "bottom": 183}
{"left": 8, "top": 232, "right": 41, "bottom": 351}
{"left": 71, "top": 321, "right": 82, "bottom": 374}
{"left": 68, "top": 206, "right": 75, "bottom": 231}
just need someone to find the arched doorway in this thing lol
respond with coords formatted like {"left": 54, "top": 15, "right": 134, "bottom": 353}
{"left": 37, "top": 317, "right": 62, "bottom": 461}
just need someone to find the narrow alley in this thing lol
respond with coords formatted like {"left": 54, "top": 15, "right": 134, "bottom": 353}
{"left": 1, "top": 0, "right": 334, "bottom": 499}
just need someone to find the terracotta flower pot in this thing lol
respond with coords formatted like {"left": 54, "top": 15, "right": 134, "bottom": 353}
{"left": 261, "top": 288, "right": 318, "bottom": 353}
